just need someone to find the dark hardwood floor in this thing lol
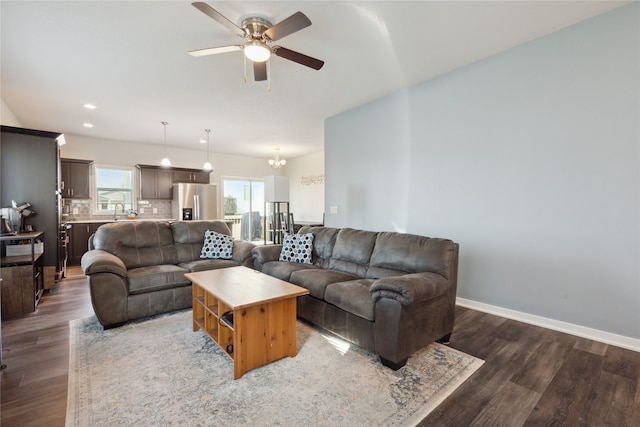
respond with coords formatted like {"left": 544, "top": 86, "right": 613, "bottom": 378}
{"left": 2, "top": 268, "right": 639, "bottom": 426}
{"left": 1, "top": 268, "right": 93, "bottom": 427}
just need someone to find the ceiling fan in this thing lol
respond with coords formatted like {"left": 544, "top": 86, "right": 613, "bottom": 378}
{"left": 189, "top": 2, "right": 324, "bottom": 84}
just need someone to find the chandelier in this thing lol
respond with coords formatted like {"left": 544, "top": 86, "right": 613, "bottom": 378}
{"left": 268, "top": 148, "right": 286, "bottom": 168}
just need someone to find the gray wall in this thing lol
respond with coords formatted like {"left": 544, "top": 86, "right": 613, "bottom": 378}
{"left": 325, "top": 4, "right": 639, "bottom": 339}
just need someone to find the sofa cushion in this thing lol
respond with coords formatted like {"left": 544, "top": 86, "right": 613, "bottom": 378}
{"left": 200, "top": 229, "right": 233, "bottom": 259}
{"left": 172, "top": 220, "right": 233, "bottom": 263}
{"left": 179, "top": 259, "right": 239, "bottom": 272}
{"left": 328, "top": 228, "right": 377, "bottom": 277}
{"left": 279, "top": 232, "right": 314, "bottom": 264}
{"left": 324, "top": 279, "right": 377, "bottom": 321}
{"left": 289, "top": 269, "right": 360, "bottom": 300}
{"left": 127, "top": 264, "right": 190, "bottom": 295}
{"left": 261, "top": 260, "right": 318, "bottom": 282}
{"left": 369, "top": 232, "right": 457, "bottom": 279}
{"left": 297, "top": 226, "right": 340, "bottom": 269}
{"left": 93, "top": 221, "right": 178, "bottom": 269}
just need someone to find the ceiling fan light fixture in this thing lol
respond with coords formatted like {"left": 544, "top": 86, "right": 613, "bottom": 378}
{"left": 245, "top": 40, "right": 271, "bottom": 62}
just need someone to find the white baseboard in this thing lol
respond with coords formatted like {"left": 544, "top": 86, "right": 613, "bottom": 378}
{"left": 456, "top": 297, "right": 640, "bottom": 353}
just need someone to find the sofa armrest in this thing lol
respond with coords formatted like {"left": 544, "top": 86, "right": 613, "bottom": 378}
{"left": 370, "top": 272, "right": 449, "bottom": 306}
{"left": 232, "top": 240, "right": 256, "bottom": 268}
{"left": 81, "top": 249, "right": 127, "bottom": 277}
{"left": 251, "top": 245, "right": 283, "bottom": 271}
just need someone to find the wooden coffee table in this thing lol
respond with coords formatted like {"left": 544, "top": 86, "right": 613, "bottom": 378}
{"left": 185, "top": 266, "right": 309, "bottom": 379}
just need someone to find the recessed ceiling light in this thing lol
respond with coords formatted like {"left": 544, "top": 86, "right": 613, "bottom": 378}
{"left": 83, "top": 122, "right": 94, "bottom": 128}
{"left": 83, "top": 103, "right": 97, "bottom": 109}
{"left": 199, "top": 139, "right": 206, "bottom": 144}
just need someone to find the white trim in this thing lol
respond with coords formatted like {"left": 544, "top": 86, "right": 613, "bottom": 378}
{"left": 456, "top": 298, "right": 640, "bottom": 353}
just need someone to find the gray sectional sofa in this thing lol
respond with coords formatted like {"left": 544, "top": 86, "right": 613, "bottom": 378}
{"left": 251, "top": 226, "right": 459, "bottom": 369}
{"left": 81, "top": 220, "right": 254, "bottom": 328}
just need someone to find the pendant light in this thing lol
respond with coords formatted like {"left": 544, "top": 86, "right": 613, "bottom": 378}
{"left": 160, "top": 121, "right": 171, "bottom": 167}
{"left": 203, "top": 129, "right": 213, "bottom": 171}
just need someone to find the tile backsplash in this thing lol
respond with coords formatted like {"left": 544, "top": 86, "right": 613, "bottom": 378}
{"left": 62, "top": 199, "right": 174, "bottom": 222}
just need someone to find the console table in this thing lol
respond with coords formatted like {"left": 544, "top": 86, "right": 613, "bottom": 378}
{"left": 0, "top": 231, "right": 45, "bottom": 318}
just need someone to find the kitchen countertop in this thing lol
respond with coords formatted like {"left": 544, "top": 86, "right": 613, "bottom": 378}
{"left": 66, "top": 218, "right": 177, "bottom": 224}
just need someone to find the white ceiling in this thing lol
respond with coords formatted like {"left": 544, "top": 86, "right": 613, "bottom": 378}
{"left": 1, "top": 1, "right": 628, "bottom": 161}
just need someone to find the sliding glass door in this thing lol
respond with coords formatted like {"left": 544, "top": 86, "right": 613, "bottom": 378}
{"left": 222, "top": 178, "right": 264, "bottom": 241}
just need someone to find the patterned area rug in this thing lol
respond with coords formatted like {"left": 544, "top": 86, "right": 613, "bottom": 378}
{"left": 66, "top": 310, "right": 483, "bottom": 427}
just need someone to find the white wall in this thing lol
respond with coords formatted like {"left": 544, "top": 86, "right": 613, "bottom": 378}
{"left": 60, "top": 134, "right": 325, "bottom": 221}
{"left": 286, "top": 151, "right": 325, "bottom": 223}
{"left": 325, "top": 4, "right": 639, "bottom": 340}
{"left": 60, "top": 133, "right": 279, "bottom": 183}
{"left": 60, "top": 133, "right": 282, "bottom": 217}
{"left": 1, "top": 98, "right": 22, "bottom": 127}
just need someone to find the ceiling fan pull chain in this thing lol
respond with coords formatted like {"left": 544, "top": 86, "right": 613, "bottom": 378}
{"left": 268, "top": 60, "right": 271, "bottom": 92}
{"left": 243, "top": 54, "right": 248, "bottom": 83}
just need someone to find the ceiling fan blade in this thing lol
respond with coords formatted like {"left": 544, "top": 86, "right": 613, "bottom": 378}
{"left": 192, "top": 2, "right": 245, "bottom": 38}
{"left": 254, "top": 61, "right": 267, "bottom": 81}
{"left": 264, "top": 12, "right": 311, "bottom": 41}
{"left": 273, "top": 46, "right": 324, "bottom": 70}
{"left": 189, "top": 45, "right": 242, "bottom": 57}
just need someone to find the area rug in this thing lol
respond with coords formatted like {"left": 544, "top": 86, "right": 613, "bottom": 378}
{"left": 66, "top": 310, "right": 483, "bottom": 427}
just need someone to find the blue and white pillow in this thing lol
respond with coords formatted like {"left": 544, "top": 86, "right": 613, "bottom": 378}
{"left": 200, "top": 229, "right": 233, "bottom": 259}
{"left": 279, "top": 232, "right": 314, "bottom": 264}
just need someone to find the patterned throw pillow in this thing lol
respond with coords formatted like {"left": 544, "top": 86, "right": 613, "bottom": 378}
{"left": 200, "top": 229, "right": 233, "bottom": 259}
{"left": 279, "top": 232, "right": 314, "bottom": 264}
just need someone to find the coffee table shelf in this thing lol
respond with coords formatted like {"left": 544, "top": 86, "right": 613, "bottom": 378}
{"left": 186, "top": 266, "right": 309, "bottom": 379}
{"left": 193, "top": 284, "right": 233, "bottom": 358}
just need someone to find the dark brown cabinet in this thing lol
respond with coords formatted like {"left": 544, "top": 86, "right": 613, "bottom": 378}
{"left": 137, "top": 165, "right": 173, "bottom": 200}
{"left": 173, "top": 169, "right": 210, "bottom": 184}
{"left": 68, "top": 222, "right": 104, "bottom": 266}
{"left": 0, "top": 231, "right": 45, "bottom": 318}
{"left": 137, "top": 165, "right": 210, "bottom": 199}
{"left": 61, "top": 158, "right": 93, "bottom": 199}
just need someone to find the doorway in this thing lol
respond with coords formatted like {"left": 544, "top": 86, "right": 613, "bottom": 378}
{"left": 222, "top": 178, "right": 264, "bottom": 241}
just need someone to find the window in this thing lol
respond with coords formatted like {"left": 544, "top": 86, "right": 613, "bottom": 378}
{"left": 223, "top": 178, "right": 264, "bottom": 241}
{"left": 94, "top": 165, "right": 135, "bottom": 214}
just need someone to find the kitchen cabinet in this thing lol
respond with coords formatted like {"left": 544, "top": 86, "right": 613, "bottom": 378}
{"left": 173, "top": 168, "right": 210, "bottom": 184}
{"left": 61, "top": 158, "right": 93, "bottom": 199}
{"left": 68, "top": 222, "right": 104, "bottom": 266}
{"left": 137, "top": 165, "right": 173, "bottom": 200}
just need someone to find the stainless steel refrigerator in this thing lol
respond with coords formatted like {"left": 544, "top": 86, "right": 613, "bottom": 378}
{"left": 171, "top": 183, "right": 218, "bottom": 221}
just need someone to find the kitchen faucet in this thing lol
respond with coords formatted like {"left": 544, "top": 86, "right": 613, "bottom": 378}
{"left": 114, "top": 203, "right": 125, "bottom": 220}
